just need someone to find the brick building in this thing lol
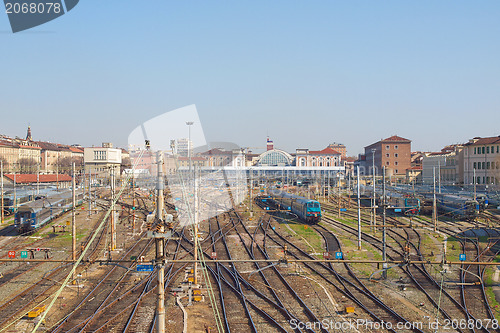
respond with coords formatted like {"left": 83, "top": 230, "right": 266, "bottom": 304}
{"left": 364, "top": 135, "right": 412, "bottom": 176}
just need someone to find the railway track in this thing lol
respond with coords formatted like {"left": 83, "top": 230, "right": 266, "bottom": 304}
{"left": 322, "top": 197, "right": 499, "bottom": 332}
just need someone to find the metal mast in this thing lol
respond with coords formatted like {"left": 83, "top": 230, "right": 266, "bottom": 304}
{"left": 155, "top": 150, "right": 166, "bottom": 333}
{"left": 357, "top": 166, "right": 361, "bottom": 250}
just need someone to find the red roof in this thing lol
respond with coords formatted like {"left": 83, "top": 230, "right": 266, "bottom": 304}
{"left": 467, "top": 136, "right": 500, "bottom": 145}
{"left": 381, "top": 135, "right": 411, "bottom": 142}
{"left": 178, "top": 157, "right": 207, "bottom": 161}
{"left": 308, "top": 147, "right": 341, "bottom": 155}
{"left": 407, "top": 166, "right": 422, "bottom": 170}
{"left": 4, "top": 174, "right": 72, "bottom": 183}
{"left": 69, "top": 147, "right": 84, "bottom": 153}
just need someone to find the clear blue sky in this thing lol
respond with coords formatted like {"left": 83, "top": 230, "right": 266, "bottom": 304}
{"left": 1, "top": 1, "right": 499, "bottom": 156}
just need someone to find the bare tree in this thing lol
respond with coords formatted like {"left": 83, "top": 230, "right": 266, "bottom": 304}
{"left": 0, "top": 156, "right": 8, "bottom": 170}
{"left": 58, "top": 156, "right": 73, "bottom": 175}
{"left": 18, "top": 158, "right": 37, "bottom": 174}
{"left": 121, "top": 157, "right": 131, "bottom": 174}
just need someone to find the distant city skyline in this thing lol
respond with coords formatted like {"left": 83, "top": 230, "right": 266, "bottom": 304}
{"left": 2, "top": 2, "right": 499, "bottom": 155}
{"left": 0, "top": 125, "right": 490, "bottom": 158}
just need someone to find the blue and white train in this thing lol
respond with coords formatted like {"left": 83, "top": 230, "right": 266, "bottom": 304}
{"left": 268, "top": 189, "right": 321, "bottom": 224}
{"left": 15, "top": 189, "right": 84, "bottom": 234}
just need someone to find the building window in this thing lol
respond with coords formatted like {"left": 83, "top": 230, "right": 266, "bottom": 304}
{"left": 386, "top": 161, "right": 389, "bottom": 165}
{"left": 482, "top": 162, "right": 486, "bottom": 169}
{"left": 474, "top": 147, "right": 477, "bottom": 154}
{"left": 394, "top": 153, "right": 398, "bottom": 158}
{"left": 395, "top": 161, "right": 398, "bottom": 166}
{"left": 395, "top": 169, "right": 398, "bottom": 173}
{"left": 394, "top": 145, "right": 398, "bottom": 150}
{"left": 487, "top": 162, "right": 490, "bottom": 169}
{"left": 386, "top": 153, "right": 389, "bottom": 158}
{"left": 486, "top": 176, "right": 490, "bottom": 184}
{"left": 487, "top": 146, "right": 490, "bottom": 154}
{"left": 93, "top": 150, "right": 106, "bottom": 161}
{"left": 497, "top": 146, "right": 499, "bottom": 153}
{"left": 482, "top": 147, "right": 485, "bottom": 154}
{"left": 473, "top": 162, "right": 477, "bottom": 169}
{"left": 492, "top": 146, "right": 495, "bottom": 153}
{"left": 385, "top": 145, "right": 390, "bottom": 150}
{"left": 477, "top": 177, "right": 481, "bottom": 184}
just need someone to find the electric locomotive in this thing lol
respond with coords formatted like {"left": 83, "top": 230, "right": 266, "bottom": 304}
{"left": 268, "top": 188, "right": 321, "bottom": 224}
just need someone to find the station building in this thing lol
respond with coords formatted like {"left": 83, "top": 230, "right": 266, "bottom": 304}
{"left": 463, "top": 136, "right": 500, "bottom": 185}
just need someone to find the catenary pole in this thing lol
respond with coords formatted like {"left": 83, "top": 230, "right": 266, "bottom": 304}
{"left": 156, "top": 151, "right": 165, "bottom": 333}
{"left": 382, "top": 166, "right": 387, "bottom": 279}
{"left": 357, "top": 166, "right": 361, "bottom": 250}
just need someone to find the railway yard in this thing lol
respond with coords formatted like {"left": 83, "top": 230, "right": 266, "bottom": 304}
{"left": 1, "top": 182, "right": 500, "bottom": 333}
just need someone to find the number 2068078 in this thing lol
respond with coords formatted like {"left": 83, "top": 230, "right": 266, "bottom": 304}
{"left": 5, "top": 2, "right": 62, "bottom": 14}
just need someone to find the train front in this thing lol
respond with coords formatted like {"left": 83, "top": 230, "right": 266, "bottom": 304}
{"left": 305, "top": 201, "right": 321, "bottom": 224}
{"left": 14, "top": 208, "right": 36, "bottom": 234}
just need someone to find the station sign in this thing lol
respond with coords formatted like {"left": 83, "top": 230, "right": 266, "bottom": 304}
{"left": 335, "top": 252, "right": 343, "bottom": 259}
{"left": 137, "top": 264, "right": 154, "bottom": 272}
{"left": 459, "top": 254, "right": 466, "bottom": 261}
{"left": 340, "top": 208, "right": 347, "bottom": 212}
{"left": 20, "top": 251, "right": 28, "bottom": 259}
{"left": 211, "top": 252, "right": 217, "bottom": 260}
{"left": 8, "top": 251, "right": 15, "bottom": 258}
{"left": 323, "top": 252, "right": 330, "bottom": 259}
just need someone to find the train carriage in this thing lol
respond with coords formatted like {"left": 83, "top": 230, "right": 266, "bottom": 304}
{"left": 269, "top": 189, "right": 321, "bottom": 224}
{"left": 15, "top": 189, "right": 84, "bottom": 234}
{"left": 434, "top": 193, "right": 478, "bottom": 220}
